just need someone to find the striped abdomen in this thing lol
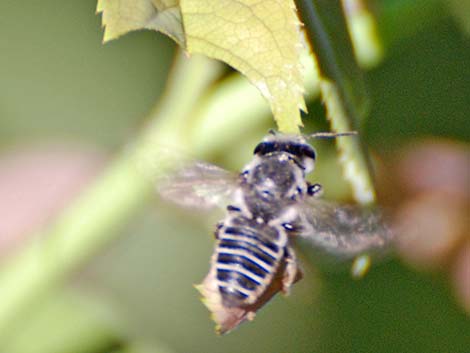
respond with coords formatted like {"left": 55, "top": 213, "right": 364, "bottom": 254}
{"left": 215, "top": 221, "right": 286, "bottom": 307}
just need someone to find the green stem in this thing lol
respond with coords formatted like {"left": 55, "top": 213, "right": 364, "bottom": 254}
{"left": 295, "top": 0, "right": 376, "bottom": 204}
{"left": 0, "top": 51, "right": 222, "bottom": 339}
{"left": 0, "top": 46, "right": 279, "bottom": 342}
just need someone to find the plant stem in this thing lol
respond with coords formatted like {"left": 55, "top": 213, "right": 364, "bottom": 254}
{"left": 0, "top": 51, "right": 222, "bottom": 339}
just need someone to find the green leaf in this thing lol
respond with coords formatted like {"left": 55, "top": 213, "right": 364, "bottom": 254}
{"left": 97, "top": 0, "right": 185, "bottom": 46}
{"left": 180, "top": 0, "right": 306, "bottom": 133}
{"left": 0, "top": 52, "right": 222, "bottom": 341}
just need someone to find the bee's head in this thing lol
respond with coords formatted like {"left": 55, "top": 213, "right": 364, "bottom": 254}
{"left": 253, "top": 134, "right": 316, "bottom": 173}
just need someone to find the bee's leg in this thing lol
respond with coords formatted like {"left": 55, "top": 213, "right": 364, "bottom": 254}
{"left": 281, "top": 246, "right": 303, "bottom": 295}
{"left": 214, "top": 222, "right": 224, "bottom": 239}
{"left": 307, "top": 182, "right": 323, "bottom": 197}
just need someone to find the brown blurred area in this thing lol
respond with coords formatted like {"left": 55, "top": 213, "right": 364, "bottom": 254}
{"left": 377, "top": 139, "right": 470, "bottom": 314}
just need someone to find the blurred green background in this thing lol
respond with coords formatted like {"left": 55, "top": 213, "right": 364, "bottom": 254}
{"left": 0, "top": 1, "right": 469, "bottom": 353}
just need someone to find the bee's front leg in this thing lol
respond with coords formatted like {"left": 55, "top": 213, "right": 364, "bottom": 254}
{"left": 307, "top": 182, "right": 323, "bottom": 197}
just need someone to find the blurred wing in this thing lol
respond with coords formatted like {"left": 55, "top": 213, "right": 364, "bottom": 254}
{"left": 296, "top": 198, "right": 393, "bottom": 259}
{"left": 157, "top": 161, "right": 239, "bottom": 210}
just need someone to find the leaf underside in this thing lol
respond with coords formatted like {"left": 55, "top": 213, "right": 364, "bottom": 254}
{"left": 98, "top": 0, "right": 307, "bottom": 133}
{"left": 181, "top": 0, "right": 306, "bottom": 133}
{"left": 97, "top": 0, "right": 185, "bottom": 46}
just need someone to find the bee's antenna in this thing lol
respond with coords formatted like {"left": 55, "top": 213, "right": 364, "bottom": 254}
{"left": 306, "top": 131, "right": 358, "bottom": 139}
{"left": 268, "top": 129, "right": 277, "bottom": 136}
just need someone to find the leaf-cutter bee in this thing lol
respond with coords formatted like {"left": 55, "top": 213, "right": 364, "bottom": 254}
{"left": 158, "top": 131, "right": 392, "bottom": 333}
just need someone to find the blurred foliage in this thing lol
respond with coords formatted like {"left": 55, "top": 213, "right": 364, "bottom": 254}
{"left": 0, "top": 1, "right": 174, "bottom": 147}
{"left": 295, "top": 0, "right": 376, "bottom": 203}
{"left": 0, "top": 0, "right": 469, "bottom": 353}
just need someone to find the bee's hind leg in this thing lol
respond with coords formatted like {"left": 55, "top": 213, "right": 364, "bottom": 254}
{"left": 281, "top": 246, "right": 302, "bottom": 295}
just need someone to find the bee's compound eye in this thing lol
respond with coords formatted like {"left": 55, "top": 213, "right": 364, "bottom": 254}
{"left": 254, "top": 141, "right": 276, "bottom": 155}
{"left": 301, "top": 145, "right": 316, "bottom": 161}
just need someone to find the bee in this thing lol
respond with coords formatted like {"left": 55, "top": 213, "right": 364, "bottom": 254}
{"left": 158, "top": 131, "right": 392, "bottom": 333}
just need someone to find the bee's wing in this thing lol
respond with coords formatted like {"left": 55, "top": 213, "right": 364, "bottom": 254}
{"left": 157, "top": 161, "right": 239, "bottom": 210}
{"left": 295, "top": 198, "right": 394, "bottom": 259}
